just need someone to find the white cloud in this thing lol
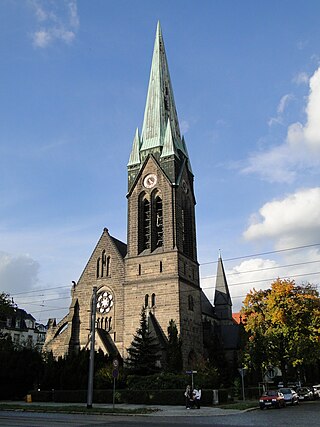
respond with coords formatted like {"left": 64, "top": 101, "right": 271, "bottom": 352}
{"left": 268, "top": 94, "right": 293, "bottom": 126}
{"left": 0, "top": 251, "right": 40, "bottom": 295}
{"left": 244, "top": 187, "right": 320, "bottom": 244}
{"left": 293, "top": 72, "right": 309, "bottom": 85}
{"left": 226, "top": 258, "right": 280, "bottom": 311}
{"left": 29, "top": 0, "right": 79, "bottom": 48}
{"left": 242, "top": 67, "right": 320, "bottom": 183}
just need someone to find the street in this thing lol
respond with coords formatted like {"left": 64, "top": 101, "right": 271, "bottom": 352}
{"left": 0, "top": 401, "right": 319, "bottom": 427}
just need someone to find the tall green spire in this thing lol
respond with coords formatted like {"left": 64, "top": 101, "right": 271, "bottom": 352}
{"left": 140, "top": 21, "right": 183, "bottom": 153}
{"left": 128, "top": 22, "right": 192, "bottom": 186}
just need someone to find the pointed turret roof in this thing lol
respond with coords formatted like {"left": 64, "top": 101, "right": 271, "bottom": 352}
{"left": 214, "top": 256, "right": 232, "bottom": 308}
{"left": 127, "top": 128, "right": 141, "bottom": 167}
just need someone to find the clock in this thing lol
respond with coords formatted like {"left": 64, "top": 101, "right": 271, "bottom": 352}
{"left": 96, "top": 291, "right": 113, "bottom": 314}
{"left": 143, "top": 173, "right": 157, "bottom": 189}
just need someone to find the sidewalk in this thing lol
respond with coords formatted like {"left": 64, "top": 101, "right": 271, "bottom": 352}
{"left": 0, "top": 401, "right": 249, "bottom": 416}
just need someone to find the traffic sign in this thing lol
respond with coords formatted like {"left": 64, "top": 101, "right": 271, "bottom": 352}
{"left": 113, "top": 359, "right": 119, "bottom": 369}
{"left": 112, "top": 369, "right": 119, "bottom": 378}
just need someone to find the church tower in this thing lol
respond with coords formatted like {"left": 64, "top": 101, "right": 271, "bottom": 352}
{"left": 124, "top": 23, "right": 203, "bottom": 366}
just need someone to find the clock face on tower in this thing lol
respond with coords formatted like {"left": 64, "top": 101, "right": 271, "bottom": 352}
{"left": 96, "top": 291, "right": 113, "bottom": 314}
{"left": 143, "top": 173, "right": 157, "bottom": 189}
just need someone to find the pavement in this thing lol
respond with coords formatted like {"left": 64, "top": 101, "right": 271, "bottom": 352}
{"left": 0, "top": 401, "right": 252, "bottom": 417}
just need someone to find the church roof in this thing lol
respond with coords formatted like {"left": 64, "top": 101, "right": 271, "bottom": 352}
{"left": 201, "top": 290, "right": 215, "bottom": 317}
{"left": 110, "top": 235, "right": 127, "bottom": 258}
{"left": 214, "top": 256, "right": 232, "bottom": 307}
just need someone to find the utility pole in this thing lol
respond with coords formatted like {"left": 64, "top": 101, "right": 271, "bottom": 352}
{"left": 87, "top": 286, "right": 97, "bottom": 409}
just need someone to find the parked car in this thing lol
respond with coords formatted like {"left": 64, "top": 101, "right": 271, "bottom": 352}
{"left": 259, "top": 390, "right": 286, "bottom": 409}
{"left": 278, "top": 388, "right": 299, "bottom": 405}
{"left": 297, "top": 387, "right": 314, "bottom": 401}
{"left": 312, "top": 385, "right": 320, "bottom": 399}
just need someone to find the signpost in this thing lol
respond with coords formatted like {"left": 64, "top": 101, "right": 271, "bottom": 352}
{"left": 238, "top": 367, "right": 247, "bottom": 401}
{"left": 112, "top": 359, "right": 119, "bottom": 409}
{"left": 185, "top": 370, "right": 197, "bottom": 390}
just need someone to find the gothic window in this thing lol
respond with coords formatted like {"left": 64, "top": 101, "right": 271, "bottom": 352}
{"left": 106, "top": 256, "right": 110, "bottom": 277}
{"left": 154, "top": 195, "right": 163, "bottom": 248}
{"left": 108, "top": 317, "right": 112, "bottom": 330}
{"left": 138, "top": 191, "right": 163, "bottom": 253}
{"left": 139, "top": 195, "right": 151, "bottom": 252}
{"left": 96, "top": 258, "right": 101, "bottom": 278}
{"left": 105, "top": 317, "right": 108, "bottom": 330}
{"left": 101, "top": 250, "right": 105, "bottom": 277}
{"left": 145, "top": 294, "right": 149, "bottom": 308}
{"left": 151, "top": 293, "right": 156, "bottom": 307}
{"left": 188, "top": 295, "right": 194, "bottom": 311}
{"left": 138, "top": 264, "right": 141, "bottom": 275}
{"left": 160, "top": 261, "right": 163, "bottom": 273}
{"left": 182, "top": 197, "right": 194, "bottom": 259}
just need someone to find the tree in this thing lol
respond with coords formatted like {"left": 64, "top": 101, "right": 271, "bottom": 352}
{"left": 241, "top": 279, "right": 320, "bottom": 384}
{"left": 166, "top": 319, "right": 183, "bottom": 373}
{"left": 126, "top": 307, "right": 161, "bottom": 375}
{"left": 0, "top": 293, "right": 14, "bottom": 318}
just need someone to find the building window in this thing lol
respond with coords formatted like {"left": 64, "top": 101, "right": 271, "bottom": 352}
{"left": 142, "top": 198, "right": 151, "bottom": 250}
{"left": 101, "top": 250, "right": 106, "bottom": 277}
{"left": 96, "top": 258, "right": 101, "bottom": 278}
{"left": 145, "top": 294, "right": 149, "bottom": 308}
{"left": 151, "top": 293, "right": 156, "bottom": 307}
{"left": 138, "top": 264, "right": 141, "bottom": 275}
{"left": 106, "top": 256, "right": 111, "bottom": 277}
{"left": 138, "top": 192, "right": 163, "bottom": 253}
{"left": 188, "top": 295, "right": 194, "bottom": 311}
{"left": 154, "top": 195, "right": 163, "bottom": 248}
{"left": 160, "top": 261, "right": 163, "bottom": 273}
{"left": 182, "top": 197, "right": 193, "bottom": 259}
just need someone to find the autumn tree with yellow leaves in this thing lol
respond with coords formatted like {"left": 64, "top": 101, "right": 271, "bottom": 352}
{"left": 240, "top": 279, "right": 320, "bottom": 384}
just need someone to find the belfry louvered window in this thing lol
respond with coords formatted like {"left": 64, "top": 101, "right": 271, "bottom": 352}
{"left": 139, "top": 192, "right": 163, "bottom": 253}
{"left": 182, "top": 197, "right": 193, "bottom": 259}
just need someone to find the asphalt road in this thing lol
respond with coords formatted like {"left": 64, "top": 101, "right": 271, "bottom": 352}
{"left": 0, "top": 401, "right": 319, "bottom": 427}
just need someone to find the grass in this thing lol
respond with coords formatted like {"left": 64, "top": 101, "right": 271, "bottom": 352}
{"left": 0, "top": 403, "right": 158, "bottom": 415}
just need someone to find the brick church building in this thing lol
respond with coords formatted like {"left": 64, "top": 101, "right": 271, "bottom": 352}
{"left": 44, "top": 23, "right": 240, "bottom": 369}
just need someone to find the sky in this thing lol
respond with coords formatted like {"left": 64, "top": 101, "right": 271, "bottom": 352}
{"left": 1, "top": 0, "right": 320, "bottom": 324}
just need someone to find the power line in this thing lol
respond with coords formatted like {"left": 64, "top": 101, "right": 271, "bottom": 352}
{"left": 200, "top": 243, "right": 320, "bottom": 266}
{"left": 201, "top": 259, "right": 320, "bottom": 280}
{"left": 6, "top": 243, "right": 320, "bottom": 301}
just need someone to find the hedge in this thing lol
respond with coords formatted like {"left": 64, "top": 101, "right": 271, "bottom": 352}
{"left": 30, "top": 388, "right": 232, "bottom": 405}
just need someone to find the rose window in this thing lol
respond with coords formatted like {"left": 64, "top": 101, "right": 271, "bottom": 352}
{"left": 96, "top": 291, "right": 113, "bottom": 314}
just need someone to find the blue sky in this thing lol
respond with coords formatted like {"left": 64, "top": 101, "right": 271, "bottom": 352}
{"left": 1, "top": 0, "right": 320, "bottom": 323}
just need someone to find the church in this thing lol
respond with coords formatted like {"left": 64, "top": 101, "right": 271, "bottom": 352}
{"left": 44, "top": 23, "right": 240, "bottom": 369}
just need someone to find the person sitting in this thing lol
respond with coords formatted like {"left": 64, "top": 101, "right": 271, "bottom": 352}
{"left": 193, "top": 386, "right": 201, "bottom": 409}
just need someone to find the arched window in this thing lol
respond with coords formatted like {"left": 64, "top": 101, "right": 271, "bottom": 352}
{"left": 188, "top": 295, "right": 194, "bottom": 311}
{"left": 96, "top": 258, "right": 101, "bottom": 278}
{"left": 151, "top": 293, "right": 156, "bottom": 307}
{"left": 154, "top": 195, "right": 163, "bottom": 248}
{"left": 145, "top": 294, "right": 149, "bottom": 308}
{"left": 106, "top": 256, "right": 111, "bottom": 277}
{"left": 139, "top": 191, "right": 163, "bottom": 253}
{"left": 182, "top": 197, "right": 194, "bottom": 258}
{"left": 139, "top": 195, "right": 151, "bottom": 252}
{"left": 101, "top": 250, "right": 106, "bottom": 277}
